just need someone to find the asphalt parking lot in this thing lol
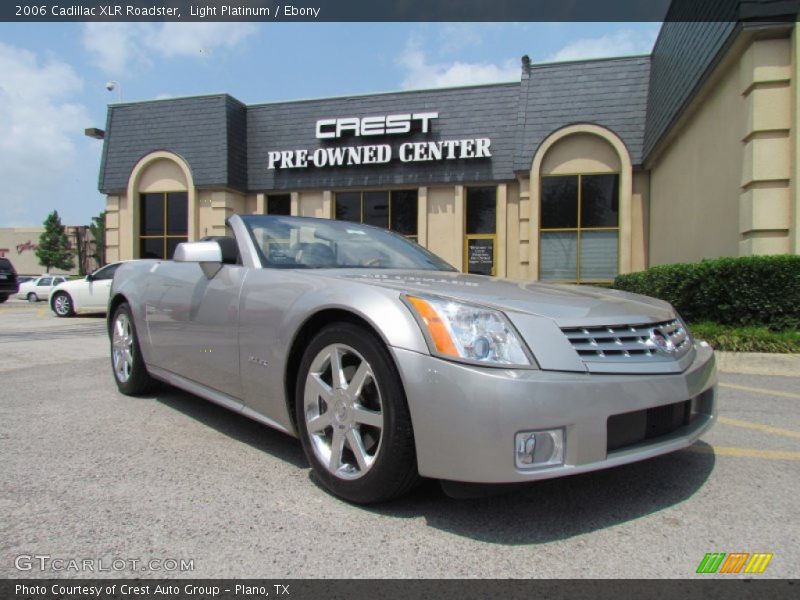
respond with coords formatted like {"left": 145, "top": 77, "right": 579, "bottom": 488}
{"left": 1, "top": 299, "right": 798, "bottom": 579}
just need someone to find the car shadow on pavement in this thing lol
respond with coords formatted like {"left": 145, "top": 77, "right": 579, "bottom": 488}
{"left": 150, "top": 382, "right": 716, "bottom": 545}
{"left": 153, "top": 384, "right": 309, "bottom": 469}
{"left": 359, "top": 443, "right": 716, "bottom": 545}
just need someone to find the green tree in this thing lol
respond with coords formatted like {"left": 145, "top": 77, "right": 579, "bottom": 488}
{"left": 88, "top": 210, "right": 106, "bottom": 267}
{"left": 36, "top": 211, "right": 74, "bottom": 273}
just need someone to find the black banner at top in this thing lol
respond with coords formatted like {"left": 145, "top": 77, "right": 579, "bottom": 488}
{"left": 2, "top": 0, "right": 799, "bottom": 22}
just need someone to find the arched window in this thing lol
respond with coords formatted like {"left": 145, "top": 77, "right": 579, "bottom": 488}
{"left": 537, "top": 131, "right": 623, "bottom": 283}
{"left": 131, "top": 155, "right": 192, "bottom": 259}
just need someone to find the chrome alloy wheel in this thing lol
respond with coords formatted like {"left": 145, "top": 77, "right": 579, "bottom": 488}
{"left": 303, "top": 343, "right": 384, "bottom": 480}
{"left": 112, "top": 312, "right": 134, "bottom": 383}
{"left": 53, "top": 294, "right": 71, "bottom": 316}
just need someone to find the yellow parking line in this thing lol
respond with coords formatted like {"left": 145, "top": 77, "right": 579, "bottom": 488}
{"left": 37, "top": 307, "right": 47, "bottom": 317}
{"left": 718, "top": 416, "right": 800, "bottom": 440}
{"left": 685, "top": 445, "right": 800, "bottom": 461}
{"left": 720, "top": 382, "right": 800, "bottom": 401}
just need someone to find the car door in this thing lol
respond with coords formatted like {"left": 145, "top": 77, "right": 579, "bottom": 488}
{"left": 34, "top": 277, "right": 52, "bottom": 299}
{"left": 82, "top": 263, "right": 121, "bottom": 310}
{"left": 144, "top": 260, "right": 246, "bottom": 399}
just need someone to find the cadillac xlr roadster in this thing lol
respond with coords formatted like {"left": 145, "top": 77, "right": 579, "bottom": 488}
{"left": 108, "top": 214, "right": 717, "bottom": 503}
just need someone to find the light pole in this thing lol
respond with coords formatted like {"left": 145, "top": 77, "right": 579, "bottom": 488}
{"left": 105, "top": 80, "right": 122, "bottom": 101}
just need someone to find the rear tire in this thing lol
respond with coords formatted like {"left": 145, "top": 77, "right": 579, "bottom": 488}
{"left": 27, "top": 292, "right": 38, "bottom": 303}
{"left": 295, "top": 323, "right": 420, "bottom": 504}
{"left": 52, "top": 291, "right": 74, "bottom": 317}
{"left": 110, "top": 302, "right": 158, "bottom": 395}
{"left": 0, "top": 294, "right": 8, "bottom": 303}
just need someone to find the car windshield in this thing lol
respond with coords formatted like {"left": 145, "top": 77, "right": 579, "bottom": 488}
{"left": 241, "top": 215, "right": 457, "bottom": 271}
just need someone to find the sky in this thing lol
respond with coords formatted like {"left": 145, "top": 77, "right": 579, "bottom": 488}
{"left": 0, "top": 21, "right": 661, "bottom": 228}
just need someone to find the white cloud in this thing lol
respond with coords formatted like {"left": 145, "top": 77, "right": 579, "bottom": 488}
{"left": 548, "top": 28, "right": 659, "bottom": 63}
{"left": 397, "top": 38, "right": 518, "bottom": 90}
{"left": 82, "top": 22, "right": 257, "bottom": 76}
{"left": 145, "top": 22, "right": 257, "bottom": 58}
{"left": 82, "top": 23, "right": 150, "bottom": 74}
{"left": 0, "top": 42, "right": 91, "bottom": 226}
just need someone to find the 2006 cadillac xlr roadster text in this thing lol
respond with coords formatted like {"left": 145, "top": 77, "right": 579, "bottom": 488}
{"left": 108, "top": 215, "right": 717, "bottom": 503}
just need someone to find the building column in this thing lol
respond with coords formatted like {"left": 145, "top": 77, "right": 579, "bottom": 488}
{"left": 497, "top": 183, "right": 507, "bottom": 278}
{"left": 792, "top": 25, "right": 800, "bottom": 254}
{"left": 417, "top": 187, "right": 428, "bottom": 247}
{"left": 322, "top": 190, "right": 334, "bottom": 218}
{"left": 104, "top": 196, "right": 121, "bottom": 263}
{"left": 739, "top": 37, "right": 793, "bottom": 255}
{"left": 454, "top": 185, "right": 465, "bottom": 270}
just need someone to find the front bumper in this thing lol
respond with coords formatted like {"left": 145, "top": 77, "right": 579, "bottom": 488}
{"left": 392, "top": 343, "right": 717, "bottom": 484}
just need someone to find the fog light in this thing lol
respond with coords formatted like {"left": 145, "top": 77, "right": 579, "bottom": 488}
{"left": 515, "top": 429, "right": 565, "bottom": 469}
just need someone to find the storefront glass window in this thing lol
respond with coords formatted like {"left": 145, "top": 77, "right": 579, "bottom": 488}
{"left": 334, "top": 190, "right": 418, "bottom": 239}
{"left": 363, "top": 191, "right": 389, "bottom": 229}
{"left": 464, "top": 186, "right": 497, "bottom": 275}
{"left": 267, "top": 194, "right": 291, "bottom": 216}
{"left": 539, "top": 174, "right": 619, "bottom": 282}
{"left": 335, "top": 192, "right": 361, "bottom": 223}
{"left": 139, "top": 191, "right": 188, "bottom": 259}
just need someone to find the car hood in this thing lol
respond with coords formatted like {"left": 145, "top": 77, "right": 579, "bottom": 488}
{"left": 317, "top": 269, "right": 675, "bottom": 327}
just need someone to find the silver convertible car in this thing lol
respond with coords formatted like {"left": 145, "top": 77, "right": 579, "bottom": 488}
{"left": 108, "top": 214, "right": 717, "bottom": 503}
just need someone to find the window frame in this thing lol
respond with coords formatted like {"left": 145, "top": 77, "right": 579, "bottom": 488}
{"left": 539, "top": 173, "right": 620, "bottom": 284}
{"left": 463, "top": 186, "right": 498, "bottom": 276}
{"left": 138, "top": 191, "right": 189, "bottom": 259}
{"left": 333, "top": 189, "right": 419, "bottom": 241}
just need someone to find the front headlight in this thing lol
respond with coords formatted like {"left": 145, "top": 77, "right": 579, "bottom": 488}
{"left": 403, "top": 294, "right": 534, "bottom": 367}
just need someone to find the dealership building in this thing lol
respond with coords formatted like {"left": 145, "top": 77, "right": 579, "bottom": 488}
{"left": 97, "top": 14, "right": 800, "bottom": 282}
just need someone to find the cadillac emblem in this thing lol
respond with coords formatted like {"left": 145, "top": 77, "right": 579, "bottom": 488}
{"left": 648, "top": 328, "right": 677, "bottom": 354}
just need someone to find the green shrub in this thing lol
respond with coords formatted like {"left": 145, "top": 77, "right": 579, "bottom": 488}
{"left": 613, "top": 255, "right": 800, "bottom": 330}
{"left": 689, "top": 322, "right": 800, "bottom": 353}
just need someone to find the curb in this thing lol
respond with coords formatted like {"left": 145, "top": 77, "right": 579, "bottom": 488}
{"left": 715, "top": 351, "right": 800, "bottom": 377}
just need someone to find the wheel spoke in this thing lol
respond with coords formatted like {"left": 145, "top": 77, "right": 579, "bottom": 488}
{"left": 347, "top": 361, "right": 371, "bottom": 400}
{"left": 352, "top": 406, "right": 383, "bottom": 429}
{"left": 346, "top": 428, "right": 370, "bottom": 472}
{"left": 306, "top": 373, "right": 334, "bottom": 404}
{"left": 329, "top": 427, "right": 345, "bottom": 471}
{"left": 306, "top": 411, "right": 332, "bottom": 433}
{"left": 329, "top": 346, "right": 345, "bottom": 389}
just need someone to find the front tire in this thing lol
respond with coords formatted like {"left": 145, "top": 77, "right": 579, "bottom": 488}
{"left": 110, "top": 302, "right": 158, "bottom": 395}
{"left": 27, "top": 292, "right": 38, "bottom": 303}
{"left": 295, "top": 323, "right": 420, "bottom": 504}
{"left": 52, "top": 292, "right": 74, "bottom": 317}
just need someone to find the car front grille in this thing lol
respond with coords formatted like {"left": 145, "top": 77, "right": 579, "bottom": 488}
{"left": 561, "top": 318, "right": 692, "bottom": 362}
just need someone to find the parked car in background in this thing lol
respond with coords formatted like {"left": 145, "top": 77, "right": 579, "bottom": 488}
{"left": 50, "top": 262, "right": 125, "bottom": 317}
{"left": 17, "top": 275, "right": 36, "bottom": 285}
{"left": 0, "top": 258, "right": 19, "bottom": 303}
{"left": 17, "top": 275, "right": 68, "bottom": 302}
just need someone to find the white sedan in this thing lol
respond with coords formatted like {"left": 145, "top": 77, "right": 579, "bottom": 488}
{"left": 49, "top": 262, "right": 125, "bottom": 317}
{"left": 17, "top": 275, "right": 68, "bottom": 302}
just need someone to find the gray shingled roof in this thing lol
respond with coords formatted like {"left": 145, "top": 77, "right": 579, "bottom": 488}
{"left": 644, "top": 20, "right": 737, "bottom": 161}
{"left": 515, "top": 56, "right": 651, "bottom": 170}
{"left": 99, "top": 58, "right": 653, "bottom": 194}
{"left": 99, "top": 95, "right": 244, "bottom": 194}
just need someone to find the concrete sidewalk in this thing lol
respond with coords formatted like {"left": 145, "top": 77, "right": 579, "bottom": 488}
{"left": 716, "top": 351, "right": 800, "bottom": 377}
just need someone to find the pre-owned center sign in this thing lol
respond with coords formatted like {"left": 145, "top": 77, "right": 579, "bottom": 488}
{"left": 267, "top": 112, "right": 492, "bottom": 169}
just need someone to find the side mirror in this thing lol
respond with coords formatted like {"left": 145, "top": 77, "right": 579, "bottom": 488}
{"left": 86, "top": 273, "right": 94, "bottom": 282}
{"left": 173, "top": 241, "right": 223, "bottom": 279}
